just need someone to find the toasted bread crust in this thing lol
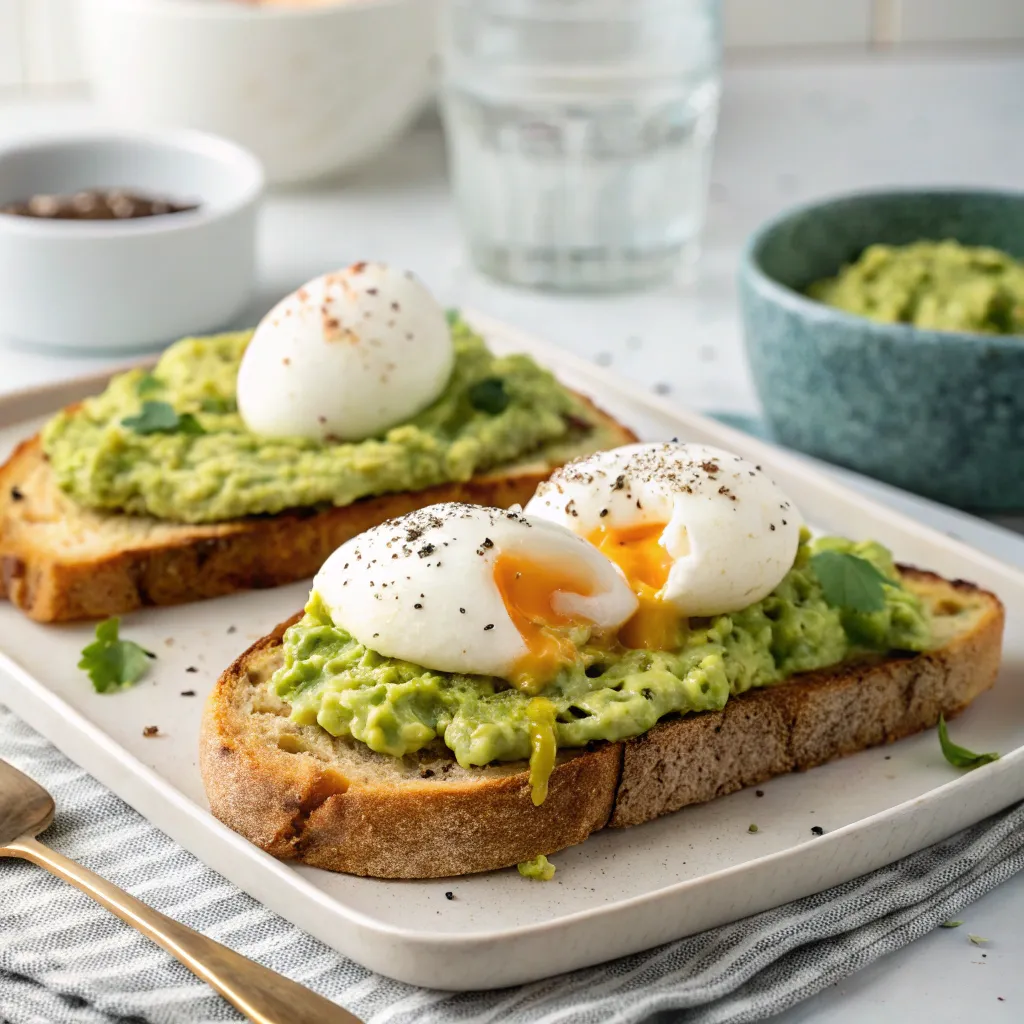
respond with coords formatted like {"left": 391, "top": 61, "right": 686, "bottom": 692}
{"left": 201, "top": 617, "right": 622, "bottom": 878}
{"left": 0, "top": 394, "right": 635, "bottom": 622}
{"left": 200, "top": 569, "right": 1004, "bottom": 878}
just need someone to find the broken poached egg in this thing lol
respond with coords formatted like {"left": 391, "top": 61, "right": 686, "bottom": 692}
{"left": 313, "top": 502, "right": 638, "bottom": 691}
{"left": 525, "top": 442, "right": 802, "bottom": 648}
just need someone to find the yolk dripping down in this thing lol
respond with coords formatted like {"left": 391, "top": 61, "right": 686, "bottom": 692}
{"left": 588, "top": 522, "right": 679, "bottom": 650}
{"left": 492, "top": 551, "right": 597, "bottom": 693}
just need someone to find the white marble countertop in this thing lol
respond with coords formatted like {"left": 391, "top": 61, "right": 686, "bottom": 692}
{"left": 1, "top": 49, "right": 1023, "bottom": 1023}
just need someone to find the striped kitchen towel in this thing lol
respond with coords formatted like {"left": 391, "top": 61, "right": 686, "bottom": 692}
{"left": 1, "top": 702, "right": 1023, "bottom": 1024}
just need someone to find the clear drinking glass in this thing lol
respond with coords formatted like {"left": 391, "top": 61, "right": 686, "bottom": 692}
{"left": 440, "top": 0, "right": 722, "bottom": 292}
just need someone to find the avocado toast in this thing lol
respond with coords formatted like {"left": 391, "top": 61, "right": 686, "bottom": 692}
{"left": 200, "top": 444, "right": 1004, "bottom": 879}
{"left": 0, "top": 266, "right": 635, "bottom": 622}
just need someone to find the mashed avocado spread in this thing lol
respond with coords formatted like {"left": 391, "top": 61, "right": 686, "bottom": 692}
{"left": 271, "top": 536, "right": 930, "bottom": 785}
{"left": 807, "top": 240, "right": 1024, "bottom": 334}
{"left": 41, "top": 320, "right": 586, "bottom": 523}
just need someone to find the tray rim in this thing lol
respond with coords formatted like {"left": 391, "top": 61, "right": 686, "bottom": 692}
{"left": 1, "top": 309, "right": 1022, "bottom": 988}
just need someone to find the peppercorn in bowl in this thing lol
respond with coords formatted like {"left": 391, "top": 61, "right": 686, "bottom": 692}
{"left": 0, "top": 127, "right": 263, "bottom": 353}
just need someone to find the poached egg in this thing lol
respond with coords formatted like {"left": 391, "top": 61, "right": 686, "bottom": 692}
{"left": 313, "top": 502, "right": 638, "bottom": 691}
{"left": 237, "top": 262, "right": 454, "bottom": 443}
{"left": 525, "top": 442, "right": 802, "bottom": 646}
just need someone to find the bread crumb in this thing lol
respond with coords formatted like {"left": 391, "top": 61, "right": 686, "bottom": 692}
{"left": 143, "top": 725, "right": 159, "bottom": 737}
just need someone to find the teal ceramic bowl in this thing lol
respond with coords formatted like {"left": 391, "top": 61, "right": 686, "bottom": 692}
{"left": 738, "top": 189, "right": 1024, "bottom": 511}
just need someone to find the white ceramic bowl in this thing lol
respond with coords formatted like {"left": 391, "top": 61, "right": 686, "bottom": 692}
{"left": 0, "top": 128, "right": 263, "bottom": 352}
{"left": 78, "top": 0, "right": 440, "bottom": 185}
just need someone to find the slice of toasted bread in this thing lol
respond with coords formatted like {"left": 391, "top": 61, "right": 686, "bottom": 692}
{"left": 200, "top": 569, "right": 1004, "bottom": 879}
{"left": 0, "top": 393, "right": 635, "bottom": 622}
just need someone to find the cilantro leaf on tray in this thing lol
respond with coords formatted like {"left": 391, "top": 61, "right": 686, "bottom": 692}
{"left": 938, "top": 714, "right": 1000, "bottom": 770}
{"left": 78, "top": 618, "right": 155, "bottom": 693}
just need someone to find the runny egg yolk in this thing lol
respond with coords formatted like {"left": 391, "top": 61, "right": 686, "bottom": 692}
{"left": 588, "top": 522, "right": 679, "bottom": 650}
{"left": 493, "top": 552, "right": 597, "bottom": 693}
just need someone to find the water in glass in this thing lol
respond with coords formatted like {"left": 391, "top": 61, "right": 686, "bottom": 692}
{"left": 441, "top": 0, "right": 722, "bottom": 292}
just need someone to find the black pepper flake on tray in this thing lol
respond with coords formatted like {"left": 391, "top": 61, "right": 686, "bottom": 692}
{"left": 414, "top": 603, "right": 423, "bottom": 610}
{"left": 9, "top": 486, "right": 23, "bottom": 501}
{"left": 185, "top": 666, "right": 198, "bottom": 673}
{"left": 481, "top": 538, "right": 494, "bottom": 549}
{"left": 445, "top": 891, "right": 455, "bottom": 901}
{"left": 484, "top": 623, "right": 494, "bottom": 631}
{"left": 143, "top": 725, "right": 159, "bottom": 737}
{"left": 755, "top": 790, "right": 764, "bottom": 797}
{"left": 418, "top": 544, "right": 435, "bottom": 558}
{"left": 599, "top": 508, "right": 609, "bottom": 518}
{"left": 180, "top": 690, "right": 196, "bottom": 697}
{"left": 811, "top": 826, "right": 825, "bottom": 836}
{"left": 459, "top": 608, "right": 466, "bottom": 614}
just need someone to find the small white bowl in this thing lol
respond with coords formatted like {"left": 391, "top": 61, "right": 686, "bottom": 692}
{"left": 0, "top": 128, "right": 263, "bottom": 353}
{"left": 79, "top": 0, "right": 440, "bottom": 185}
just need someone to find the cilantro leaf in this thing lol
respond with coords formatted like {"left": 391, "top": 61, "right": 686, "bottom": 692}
{"left": 199, "top": 396, "right": 236, "bottom": 414}
{"left": 968, "top": 934, "right": 990, "bottom": 946}
{"left": 938, "top": 714, "right": 1000, "bottom": 770}
{"left": 810, "top": 551, "right": 893, "bottom": 613}
{"left": 468, "top": 377, "right": 510, "bottom": 415}
{"left": 445, "top": 308, "right": 460, "bottom": 327}
{"left": 78, "top": 617, "right": 154, "bottom": 693}
{"left": 136, "top": 373, "right": 163, "bottom": 396}
{"left": 177, "top": 412, "right": 205, "bottom": 434}
{"left": 121, "top": 401, "right": 205, "bottom": 436}
{"left": 939, "top": 920, "right": 963, "bottom": 928}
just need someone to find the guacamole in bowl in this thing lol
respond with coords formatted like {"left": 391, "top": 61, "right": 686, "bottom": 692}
{"left": 739, "top": 188, "right": 1024, "bottom": 510}
{"left": 807, "top": 239, "right": 1024, "bottom": 335}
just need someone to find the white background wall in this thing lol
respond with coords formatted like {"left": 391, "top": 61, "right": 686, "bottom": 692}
{"left": 2, "top": 0, "right": 1024, "bottom": 91}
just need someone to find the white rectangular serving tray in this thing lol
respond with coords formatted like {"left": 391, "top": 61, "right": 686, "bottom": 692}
{"left": 1, "top": 311, "right": 1023, "bottom": 991}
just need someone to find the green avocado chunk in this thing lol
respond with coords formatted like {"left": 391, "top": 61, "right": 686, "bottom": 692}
{"left": 807, "top": 240, "right": 1024, "bottom": 335}
{"left": 41, "top": 319, "right": 585, "bottom": 523}
{"left": 518, "top": 855, "right": 556, "bottom": 881}
{"left": 271, "top": 536, "right": 931, "bottom": 770}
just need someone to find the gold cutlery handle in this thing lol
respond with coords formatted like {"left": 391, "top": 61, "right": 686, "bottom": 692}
{"left": 7, "top": 834, "right": 359, "bottom": 1024}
